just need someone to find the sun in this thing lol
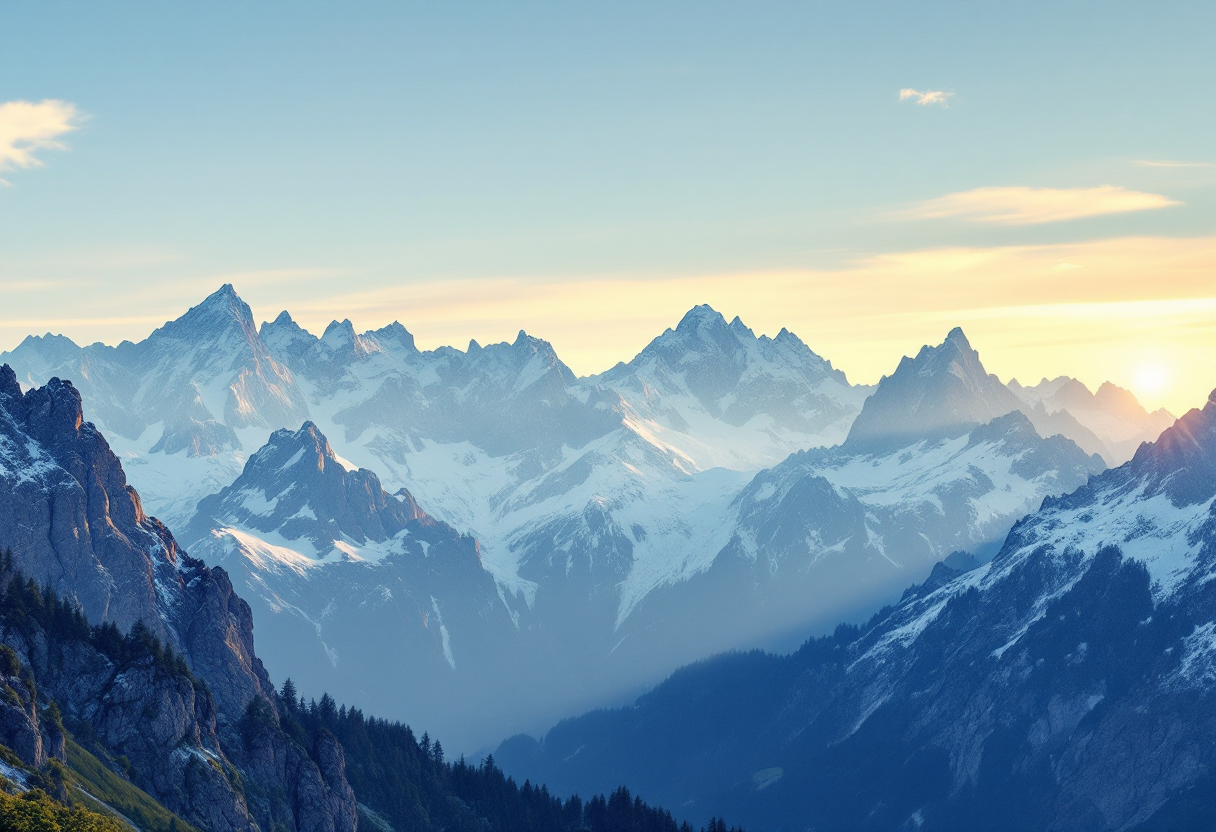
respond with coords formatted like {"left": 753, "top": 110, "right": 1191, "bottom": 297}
{"left": 1133, "top": 363, "right": 1170, "bottom": 396}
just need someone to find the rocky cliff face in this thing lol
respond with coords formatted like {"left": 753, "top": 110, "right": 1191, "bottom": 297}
{"left": 0, "top": 364, "right": 356, "bottom": 832}
{"left": 0, "top": 643, "right": 55, "bottom": 772}
{"left": 2, "top": 615, "right": 256, "bottom": 830}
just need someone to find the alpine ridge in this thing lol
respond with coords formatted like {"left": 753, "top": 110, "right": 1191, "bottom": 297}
{"left": 497, "top": 387, "right": 1216, "bottom": 831}
{"left": 0, "top": 286, "right": 1176, "bottom": 752}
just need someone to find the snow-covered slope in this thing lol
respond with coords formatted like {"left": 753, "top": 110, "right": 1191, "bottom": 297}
{"left": 499, "top": 387, "right": 1216, "bottom": 831}
{"left": 608, "top": 348, "right": 1105, "bottom": 670}
{"left": 592, "top": 305, "right": 871, "bottom": 471}
{"left": 1010, "top": 375, "right": 1176, "bottom": 464}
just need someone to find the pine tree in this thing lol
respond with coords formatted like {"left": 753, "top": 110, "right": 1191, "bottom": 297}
{"left": 280, "top": 678, "right": 298, "bottom": 708}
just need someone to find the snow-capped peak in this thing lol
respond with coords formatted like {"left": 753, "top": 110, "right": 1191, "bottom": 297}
{"left": 845, "top": 327, "right": 1023, "bottom": 451}
{"left": 185, "top": 419, "right": 427, "bottom": 558}
{"left": 170, "top": 283, "right": 253, "bottom": 334}
{"left": 365, "top": 321, "right": 418, "bottom": 354}
{"left": 320, "top": 319, "right": 379, "bottom": 358}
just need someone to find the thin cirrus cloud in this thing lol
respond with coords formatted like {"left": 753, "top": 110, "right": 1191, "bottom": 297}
{"left": 0, "top": 99, "right": 81, "bottom": 184}
{"left": 1133, "top": 160, "right": 1212, "bottom": 169}
{"left": 899, "top": 88, "right": 953, "bottom": 107}
{"left": 902, "top": 185, "right": 1180, "bottom": 225}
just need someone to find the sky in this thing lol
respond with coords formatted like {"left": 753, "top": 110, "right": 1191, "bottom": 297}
{"left": 1, "top": 2, "right": 1213, "bottom": 415}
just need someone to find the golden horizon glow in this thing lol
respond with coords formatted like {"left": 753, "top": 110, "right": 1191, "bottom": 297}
{"left": 273, "top": 235, "right": 1216, "bottom": 417}
{"left": 2, "top": 235, "right": 1212, "bottom": 418}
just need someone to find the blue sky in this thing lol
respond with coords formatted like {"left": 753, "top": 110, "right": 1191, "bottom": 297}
{"left": 1, "top": 2, "right": 1213, "bottom": 412}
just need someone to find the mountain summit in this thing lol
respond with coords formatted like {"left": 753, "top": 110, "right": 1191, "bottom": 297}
{"left": 845, "top": 327, "right": 1023, "bottom": 450}
{"left": 594, "top": 304, "right": 868, "bottom": 469}
{"left": 186, "top": 421, "right": 426, "bottom": 555}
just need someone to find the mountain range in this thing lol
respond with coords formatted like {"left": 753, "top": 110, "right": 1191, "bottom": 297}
{"left": 0, "top": 285, "right": 1175, "bottom": 750}
{"left": 0, "top": 364, "right": 747, "bottom": 832}
{"left": 498, "top": 386, "right": 1216, "bottom": 831}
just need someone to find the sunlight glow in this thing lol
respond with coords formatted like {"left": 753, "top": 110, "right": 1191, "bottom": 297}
{"left": 1134, "top": 364, "right": 1170, "bottom": 396}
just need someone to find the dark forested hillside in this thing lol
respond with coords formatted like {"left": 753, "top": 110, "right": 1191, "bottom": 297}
{"left": 264, "top": 679, "right": 744, "bottom": 832}
{"left": 0, "top": 544, "right": 742, "bottom": 832}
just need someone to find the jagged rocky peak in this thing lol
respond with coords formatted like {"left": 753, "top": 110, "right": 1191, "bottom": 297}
{"left": 262, "top": 312, "right": 421, "bottom": 375}
{"left": 1125, "top": 386, "right": 1216, "bottom": 506}
{"left": 606, "top": 303, "right": 848, "bottom": 385}
{"left": 368, "top": 320, "right": 418, "bottom": 353}
{"left": 459, "top": 329, "right": 576, "bottom": 388}
{"left": 676, "top": 303, "right": 735, "bottom": 336}
{"left": 259, "top": 308, "right": 316, "bottom": 353}
{"left": 914, "top": 326, "right": 983, "bottom": 378}
{"left": 320, "top": 318, "right": 376, "bottom": 357}
{"left": 513, "top": 329, "right": 566, "bottom": 362}
{"left": 845, "top": 326, "right": 1023, "bottom": 450}
{"left": 186, "top": 420, "right": 425, "bottom": 552}
{"left": 153, "top": 283, "right": 256, "bottom": 344}
{"left": 144, "top": 284, "right": 250, "bottom": 358}
{"left": 259, "top": 419, "right": 342, "bottom": 469}
{"left": 654, "top": 304, "right": 778, "bottom": 355}
{"left": 113, "top": 284, "right": 311, "bottom": 434}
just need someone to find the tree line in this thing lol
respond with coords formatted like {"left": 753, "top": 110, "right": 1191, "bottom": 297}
{"left": 270, "top": 678, "right": 744, "bottom": 832}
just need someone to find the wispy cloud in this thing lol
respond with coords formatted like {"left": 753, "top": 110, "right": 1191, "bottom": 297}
{"left": 1133, "top": 159, "right": 1212, "bottom": 169}
{"left": 899, "top": 88, "right": 953, "bottom": 107}
{"left": 0, "top": 99, "right": 81, "bottom": 183}
{"left": 903, "top": 185, "right": 1179, "bottom": 225}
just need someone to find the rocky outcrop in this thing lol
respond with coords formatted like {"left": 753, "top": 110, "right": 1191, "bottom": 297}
{"left": 0, "top": 366, "right": 175, "bottom": 640}
{"left": 0, "top": 366, "right": 358, "bottom": 832}
{"left": 0, "top": 568, "right": 257, "bottom": 830}
{"left": 0, "top": 644, "right": 50, "bottom": 770}
{"left": 235, "top": 705, "right": 357, "bottom": 832}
